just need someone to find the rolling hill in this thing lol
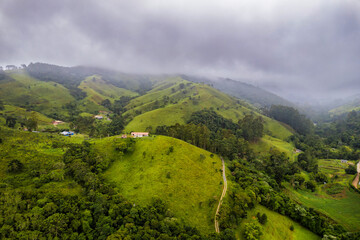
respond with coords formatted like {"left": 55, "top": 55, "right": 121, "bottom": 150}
{"left": 0, "top": 70, "right": 75, "bottom": 116}
{"left": 329, "top": 97, "right": 360, "bottom": 116}
{"left": 102, "top": 135, "right": 223, "bottom": 233}
{"left": 123, "top": 77, "right": 293, "bottom": 141}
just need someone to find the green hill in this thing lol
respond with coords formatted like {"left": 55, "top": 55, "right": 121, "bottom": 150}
{"left": 103, "top": 135, "right": 223, "bottom": 233}
{"left": 0, "top": 71, "right": 74, "bottom": 116}
{"left": 77, "top": 75, "right": 138, "bottom": 113}
{"left": 0, "top": 104, "right": 54, "bottom": 128}
{"left": 123, "top": 77, "right": 293, "bottom": 140}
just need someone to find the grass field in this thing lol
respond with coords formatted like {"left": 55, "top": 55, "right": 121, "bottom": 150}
{"left": 1, "top": 104, "right": 54, "bottom": 128}
{"left": 251, "top": 135, "right": 298, "bottom": 161}
{"left": 78, "top": 75, "right": 138, "bottom": 113}
{"left": 236, "top": 205, "right": 320, "bottom": 240}
{"left": 285, "top": 159, "right": 360, "bottom": 232}
{"left": 0, "top": 71, "right": 74, "bottom": 116}
{"left": 103, "top": 135, "right": 223, "bottom": 233}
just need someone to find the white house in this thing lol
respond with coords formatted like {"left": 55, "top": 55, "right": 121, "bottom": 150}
{"left": 94, "top": 115, "right": 103, "bottom": 120}
{"left": 341, "top": 159, "right": 348, "bottom": 163}
{"left": 131, "top": 132, "right": 149, "bottom": 138}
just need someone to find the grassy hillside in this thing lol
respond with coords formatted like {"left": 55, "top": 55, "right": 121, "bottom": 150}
{"left": 285, "top": 159, "right": 360, "bottom": 232}
{"left": 0, "top": 104, "right": 54, "bottom": 128}
{"left": 123, "top": 77, "right": 293, "bottom": 140}
{"left": 76, "top": 75, "right": 138, "bottom": 114}
{"left": 0, "top": 71, "right": 74, "bottom": 116}
{"left": 79, "top": 75, "right": 138, "bottom": 104}
{"left": 103, "top": 135, "right": 223, "bottom": 233}
{"left": 329, "top": 98, "right": 360, "bottom": 116}
{"left": 236, "top": 205, "right": 320, "bottom": 240}
{"left": 0, "top": 127, "right": 82, "bottom": 195}
{"left": 251, "top": 135, "right": 298, "bottom": 162}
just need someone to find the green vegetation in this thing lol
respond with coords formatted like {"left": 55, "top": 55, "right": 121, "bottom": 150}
{"left": 78, "top": 75, "right": 138, "bottom": 113}
{"left": 104, "top": 135, "right": 223, "bottom": 233}
{"left": 0, "top": 71, "right": 74, "bottom": 117}
{"left": 287, "top": 187, "right": 360, "bottom": 232}
{"left": 286, "top": 159, "right": 360, "bottom": 232}
{"left": 268, "top": 105, "right": 314, "bottom": 135}
{"left": 251, "top": 135, "right": 298, "bottom": 162}
{"left": 2, "top": 63, "right": 360, "bottom": 239}
{"left": 237, "top": 205, "right": 320, "bottom": 240}
{"left": 123, "top": 78, "right": 293, "bottom": 140}
{"left": 236, "top": 205, "right": 320, "bottom": 240}
{"left": 0, "top": 104, "right": 54, "bottom": 129}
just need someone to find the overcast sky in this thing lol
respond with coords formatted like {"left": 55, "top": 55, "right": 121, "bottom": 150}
{"left": 0, "top": 0, "right": 359, "bottom": 103}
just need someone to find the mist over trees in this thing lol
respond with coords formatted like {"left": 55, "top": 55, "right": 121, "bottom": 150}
{"left": 268, "top": 105, "right": 314, "bottom": 135}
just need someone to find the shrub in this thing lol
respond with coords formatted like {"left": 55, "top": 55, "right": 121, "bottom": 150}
{"left": 244, "top": 222, "right": 263, "bottom": 240}
{"left": 315, "top": 172, "right": 328, "bottom": 183}
{"left": 305, "top": 180, "right": 316, "bottom": 192}
{"left": 7, "top": 159, "right": 24, "bottom": 173}
{"left": 345, "top": 165, "right": 357, "bottom": 175}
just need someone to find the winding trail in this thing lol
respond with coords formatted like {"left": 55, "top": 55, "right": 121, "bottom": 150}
{"left": 215, "top": 157, "right": 227, "bottom": 233}
{"left": 352, "top": 161, "right": 360, "bottom": 189}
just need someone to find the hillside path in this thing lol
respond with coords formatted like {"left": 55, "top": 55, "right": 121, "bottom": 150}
{"left": 352, "top": 161, "right": 360, "bottom": 189}
{"left": 215, "top": 157, "right": 227, "bottom": 233}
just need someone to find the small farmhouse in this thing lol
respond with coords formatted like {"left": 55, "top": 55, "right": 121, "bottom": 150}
{"left": 131, "top": 132, "right": 149, "bottom": 138}
{"left": 94, "top": 115, "right": 104, "bottom": 120}
{"left": 341, "top": 159, "right": 348, "bottom": 163}
{"left": 52, "top": 120, "right": 64, "bottom": 126}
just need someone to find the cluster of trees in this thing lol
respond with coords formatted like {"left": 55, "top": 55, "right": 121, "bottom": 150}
{"left": 188, "top": 109, "right": 264, "bottom": 142}
{"left": 156, "top": 123, "right": 253, "bottom": 160}
{"left": 4, "top": 113, "right": 38, "bottom": 131}
{"left": 154, "top": 110, "right": 264, "bottom": 159}
{"left": 317, "top": 110, "right": 360, "bottom": 151}
{"left": 268, "top": 105, "right": 314, "bottom": 135}
{"left": 70, "top": 116, "right": 124, "bottom": 137}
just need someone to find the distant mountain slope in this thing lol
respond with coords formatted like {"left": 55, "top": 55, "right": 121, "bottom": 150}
{"left": 329, "top": 95, "right": 360, "bottom": 116}
{"left": 103, "top": 135, "right": 223, "bottom": 233}
{"left": 0, "top": 71, "right": 75, "bottom": 116}
{"left": 181, "top": 75, "right": 294, "bottom": 107}
{"left": 123, "top": 77, "right": 293, "bottom": 140}
{"left": 0, "top": 63, "right": 293, "bottom": 140}
{"left": 77, "top": 75, "right": 138, "bottom": 113}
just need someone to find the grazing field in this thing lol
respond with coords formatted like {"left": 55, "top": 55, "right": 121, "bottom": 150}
{"left": 103, "top": 135, "right": 223, "bottom": 233}
{"left": 251, "top": 135, "right": 297, "bottom": 161}
{"left": 236, "top": 205, "right": 320, "bottom": 240}
{"left": 285, "top": 159, "right": 360, "bottom": 232}
{"left": 0, "top": 71, "right": 74, "bottom": 116}
{"left": 78, "top": 75, "right": 138, "bottom": 113}
{"left": 1, "top": 104, "right": 54, "bottom": 128}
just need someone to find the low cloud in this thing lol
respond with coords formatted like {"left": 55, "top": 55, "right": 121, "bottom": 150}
{"left": 0, "top": 0, "right": 359, "bottom": 102}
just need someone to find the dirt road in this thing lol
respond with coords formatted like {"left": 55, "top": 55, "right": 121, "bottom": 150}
{"left": 352, "top": 161, "right": 360, "bottom": 189}
{"left": 215, "top": 157, "right": 227, "bottom": 233}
